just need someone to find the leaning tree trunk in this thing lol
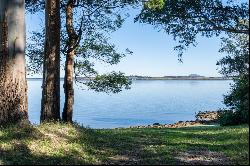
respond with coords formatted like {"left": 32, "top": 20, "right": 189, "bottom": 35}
{"left": 62, "top": 0, "right": 77, "bottom": 123}
{"left": 0, "top": 0, "right": 28, "bottom": 125}
{"left": 41, "top": 0, "right": 61, "bottom": 122}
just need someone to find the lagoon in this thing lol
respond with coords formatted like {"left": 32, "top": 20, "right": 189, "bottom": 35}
{"left": 28, "top": 79, "right": 232, "bottom": 128}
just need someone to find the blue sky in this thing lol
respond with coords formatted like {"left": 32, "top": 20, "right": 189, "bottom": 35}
{"left": 26, "top": 7, "right": 229, "bottom": 77}
{"left": 95, "top": 9, "right": 226, "bottom": 77}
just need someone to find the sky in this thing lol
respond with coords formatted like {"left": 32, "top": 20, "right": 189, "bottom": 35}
{"left": 95, "top": 9, "right": 225, "bottom": 77}
{"left": 26, "top": 6, "right": 230, "bottom": 77}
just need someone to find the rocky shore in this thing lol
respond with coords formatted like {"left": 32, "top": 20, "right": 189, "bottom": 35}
{"left": 129, "top": 111, "right": 220, "bottom": 129}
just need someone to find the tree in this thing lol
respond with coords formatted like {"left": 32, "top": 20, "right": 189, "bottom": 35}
{"left": 0, "top": 0, "right": 28, "bottom": 125}
{"left": 136, "top": 0, "right": 249, "bottom": 124}
{"left": 62, "top": 0, "right": 76, "bottom": 122}
{"left": 217, "top": 33, "right": 249, "bottom": 125}
{"left": 62, "top": 0, "right": 136, "bottom": 122}
{"left": 40, "top": 0, "right": 61, "bottom": 122}
{"left": 25, "top": 0, "right": 138, "bottom": 123}
{"left": 135, "top": 0, "right": 249, "bottom": 58}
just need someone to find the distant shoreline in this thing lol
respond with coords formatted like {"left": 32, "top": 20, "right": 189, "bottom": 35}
{"left": 127, "top": 75, "right": 233, "bottom": 80}
{"left": 27, "top": 77, "right": 233, "bottom": 81}
{"left": 127, "top": 77, "right": 232, "bottom": 80}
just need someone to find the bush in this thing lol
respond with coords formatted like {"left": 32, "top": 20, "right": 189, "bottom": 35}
{"left": 218, "top": 108, "right": 249, "bottom": 126}
{"left": 222, "top": 76, "right": 249, "bottom": 125}
{"left": 218, "top": 110, "right": 238, "bottom": 126}
{"left": 217, "top": 33, "right": 249, "bottom": 126}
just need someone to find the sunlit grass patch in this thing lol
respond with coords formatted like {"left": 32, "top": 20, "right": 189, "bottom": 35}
{"left": 0, "top": 123, "right": 248, "bottom": 165}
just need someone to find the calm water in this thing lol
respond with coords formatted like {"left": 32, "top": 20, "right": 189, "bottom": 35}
{"left": 28, "top": 79, "right": 232, "bottom": 128}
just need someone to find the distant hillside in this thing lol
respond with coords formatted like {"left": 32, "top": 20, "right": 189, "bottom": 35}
{"left": 188, "top": 74, "right": 203, "bottom": 77}
{"left": 127, "top": 75, "right": 232, "bottom": 80}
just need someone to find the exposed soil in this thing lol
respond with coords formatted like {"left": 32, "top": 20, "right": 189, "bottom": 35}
{"left": 175, "top": 150, "right": 232, "bottom": 165}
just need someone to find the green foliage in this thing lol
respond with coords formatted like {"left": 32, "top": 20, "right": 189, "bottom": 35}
{"left": 26, "top": 0, "right": 138, "bottom": 92}
{"left": 144, "top": 0, "right": 165, "bottom": 11}
{"left": 218, "top": 107, "right": 249, "bottom": 126}
{"left": 65, "top": 1, "right": 136, "bottom": 92}
{"left": 135, "top": 0, "right": 249, "bottom": 125}
{"left": 86, "top": 72, "right": 132, "bottom": 93}
{"left": 26, "top": 30, "right": 45, "bottom": 75}
{"left": 0, "top": 123, "right": 249, "bottom": 165}
{"left": 217, "top": 33, "right": 249, "bottom": 77}
{"left": 25, "top": 0, "right": 45, "bottom": 13}
{"left": 222, "top": 76, "right": 249, "bottom": 124}
{"left": 135, "top": 0, "right": 249, "bottom": 58}
{"left": 218, "top": 110, "right": 240, "bottom": 126}
{"left": 75, "top": 33, "right": 131, "bottom": 66}
{"left": 217, "top": 33, "right": 249, "bottom": 125}
{"left": 74, "top": 60, "right": 97, "bottom": 77}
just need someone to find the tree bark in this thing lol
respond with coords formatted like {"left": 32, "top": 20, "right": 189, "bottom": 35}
{"left": 62, "top": 0, "right": 77, "bottom": 123}
{"left": 41, "top": 0, "right": 61, "bottom": 122}
{"left": 0, "top": 0, "right": 28, "bottom": 125}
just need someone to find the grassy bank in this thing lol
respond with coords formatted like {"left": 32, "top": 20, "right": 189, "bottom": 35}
{"left": 0, "top": 123, "right": 249, "bottom": 165}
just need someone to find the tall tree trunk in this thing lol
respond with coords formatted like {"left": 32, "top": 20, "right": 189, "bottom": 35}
{"left": 0, "top": 0, "right": 28, "bottom": 125}
{"left": 41, "top": 0, "right": 61, "bottom": 122}
{"left": 62, "top": 0, "right": 77, "bottom": 122}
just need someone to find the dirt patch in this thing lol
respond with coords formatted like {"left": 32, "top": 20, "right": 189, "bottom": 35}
{"left": 106, "top": 155, "right": 139, "bottom": 165}
{"left": 175, "top": 150, "right": 232, "bottom": 165}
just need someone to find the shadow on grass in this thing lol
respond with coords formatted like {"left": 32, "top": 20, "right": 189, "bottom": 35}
{"left": 72, "top": 125, "right": 248, "bottom": 165}
{"left": 0, "top": 124, "right": 248, "bottom": 165}
{"left": 0, "top": 125, "right": 93, "bottom": 165}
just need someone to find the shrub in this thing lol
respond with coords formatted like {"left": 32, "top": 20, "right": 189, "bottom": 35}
{"left": 218, "top": 107, "right": 249, "bottom": 126}
{"left": 218, "top": 110, "right": 241, "bottom": 126}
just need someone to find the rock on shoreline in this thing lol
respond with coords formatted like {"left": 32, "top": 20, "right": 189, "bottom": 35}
{"left": 128, "top": 111, "right": 220, "bottom": 129}
{"left": 195, "top": 111, "right": 219, "bottom": 123}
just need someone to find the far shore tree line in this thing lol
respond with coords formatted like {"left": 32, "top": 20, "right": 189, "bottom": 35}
{"left": 0, "top": 0, "right": 248, "bottom": 126}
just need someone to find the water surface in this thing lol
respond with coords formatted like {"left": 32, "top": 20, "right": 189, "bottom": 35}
{"left": 28, "top": 79, "right": 232, "bottom": 128}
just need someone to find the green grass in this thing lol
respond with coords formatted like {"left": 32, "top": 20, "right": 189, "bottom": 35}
{"left": 0, "top": 123, "right": 249, "bottom": 165}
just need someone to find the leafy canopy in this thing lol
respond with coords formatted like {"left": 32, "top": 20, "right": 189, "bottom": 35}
{"left": 25, "top": 0, "right": 141, "bottom": 93}
{"left": 135, "top": 0, "right": 249, "bottom": 58}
